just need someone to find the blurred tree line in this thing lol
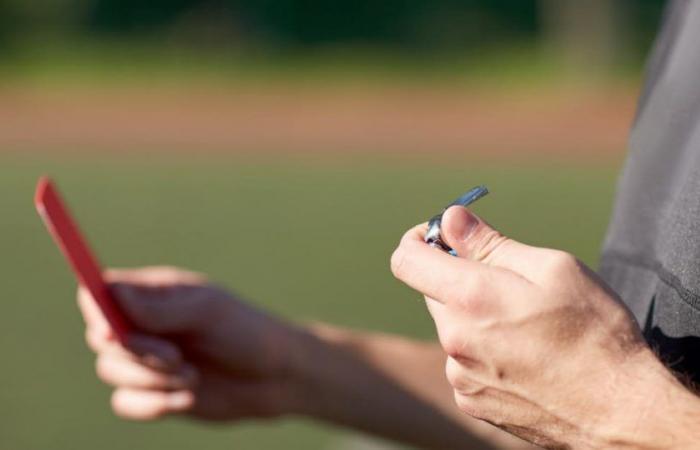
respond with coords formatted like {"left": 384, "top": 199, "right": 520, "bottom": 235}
{"left": 0, "top": 0, "right": 666, "bottom": 64}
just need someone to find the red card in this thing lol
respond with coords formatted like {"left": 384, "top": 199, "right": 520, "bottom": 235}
{"left": 35, "top": 177, "right": 131, "bottom": 342}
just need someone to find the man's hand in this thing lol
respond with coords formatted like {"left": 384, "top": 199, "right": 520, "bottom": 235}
{"left": 79, "top": 266, "right": 306, "bottom": 421}
{"left": 391, "top": 206, "right": 698, "bottom": 448}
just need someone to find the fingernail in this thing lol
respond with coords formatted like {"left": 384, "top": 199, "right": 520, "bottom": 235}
{"left": 167, "top": 391, "right": 193, "bottom": 409}
{"left": 461, "top": 210, "right": 480, "bottom": 240}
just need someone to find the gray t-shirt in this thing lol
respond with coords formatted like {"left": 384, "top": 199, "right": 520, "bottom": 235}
{"left": 599, "top": 0, "right": 700, "bottom": 382}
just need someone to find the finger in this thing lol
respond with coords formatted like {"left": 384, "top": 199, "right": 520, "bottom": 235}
{"left": 85, "top": 326, "right": 122, "bottom": 355}
{"left": 111, "top": 388, "right": 194, "bottom": 420}
{"left": 425, "top": 298, "right": 492, "bottom": 366}
{"left": 96, "top": 354, "right": 198, "bottom": 390}
{"left": 391, "top": 226, "right": 503, "bottom": 305}
{"left": 78, "top": 286, "right": 113, "bottom": 337}
{"left": 426, "top": 297, "right": 468, "bottom": 357}
{"left": 105, "top": 267, "right": 206, "bottom": 288}
{"left": 445, "top": 356, "right": 485, "bottom": 396}
{"left": 441, "top": 205, "right": 550, "bottom": 282}
{"left": 126, "top": 334, "right": 185, "bottom": 370}
{"left": 109, "top": 282, "right": 216, "bottom": 334}
{"left": 86, "top": 331, "right": 184, "bottom": 372}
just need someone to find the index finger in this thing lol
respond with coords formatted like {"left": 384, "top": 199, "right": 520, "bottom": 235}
{"left": 390, "top": 224, "right": 497, "bottom": 305}
{"left": 78, "top": 285, "right": 112, "bottom": 335}
{"left": 104, "top": 267, "right": 207, "bottom": 287}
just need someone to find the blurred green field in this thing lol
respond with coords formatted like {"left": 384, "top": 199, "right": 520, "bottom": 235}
{"left": 0, "top": 153, "right": 619, "bottom": 450}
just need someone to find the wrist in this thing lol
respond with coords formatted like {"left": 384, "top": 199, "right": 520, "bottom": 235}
{"left": 597, "top": 348, "right": 700, "bottom": 449}
{"left": 267, "top": 322, "right": 344, "bottom": 418}
{"left": 285, "top": 323, "right": 348, "bottom": 416}
{"left": 284, "top": 322, "right": 384, "bottom": 422}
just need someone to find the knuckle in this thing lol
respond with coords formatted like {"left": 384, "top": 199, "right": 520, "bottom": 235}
{"left": 471, "top": 229, "right": 509, "bottom": 263}
{"left": 136, "top": 367, "right": 166, "bottom": 388}
{"left": 390, "top": 246, "right": 407, "bottom": 279}
{"left": 110, "top": 391, "right": 126, "bottom": 417}
{"left": 139, "top": 347, "right": 181, "bottom": 371}
{"left": 454, "top": 275, "right": 485, "bottom": 312}
{"left": 446, "top": 358, "right": 485, "bottom": 396}
{"left": 85, "top": 329, "right": 101, "bottom": 353}
{"left": 444, "top": 357, "right": 465, "bottom": 389}
{"left": 440, "top": 328, "right": 466, "bottom": 360}
{"left": 95, "top": 356, "right": 110, "bottom": 381}
{"left": 147, "top": 375, "right": 170, "bottom": 390}
{"left": 110, "top": 390, "right": 132, "bottom": 417}
{"left": 453, "top": 391, "right": 481, "bottom": 418}
{"left": 390, "top": 227, "right": 425, "bottom": 280}
{"left": 110, "top": 391, "right": 142, "bottom": 419}
{"left": 547, "top": 250, "right": 578, "bottom": 275}
{"left": 463, "top": 275, "right": 484, "bottom": 300}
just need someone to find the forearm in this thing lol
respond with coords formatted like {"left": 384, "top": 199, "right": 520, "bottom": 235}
{"left": 287, "top": 323, "right": 534, "bottom": 449}
{"left": 600, "top": 349, "right": 700, "bottom": 449}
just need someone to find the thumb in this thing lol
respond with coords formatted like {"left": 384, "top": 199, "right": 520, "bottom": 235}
{"left": 111, "top": 283, "right": 213, "bottom": 334}
{"left": 440, "top": 205, "right": 546, "bottom": 280}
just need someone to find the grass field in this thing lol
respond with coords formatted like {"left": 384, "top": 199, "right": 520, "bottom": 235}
{"left": 0, "top": 152, "right": 620, "bottom": 449}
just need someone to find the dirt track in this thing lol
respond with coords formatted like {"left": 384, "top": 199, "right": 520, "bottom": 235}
{"left": 0, "top": 82, "right": 638, "bottom": 161}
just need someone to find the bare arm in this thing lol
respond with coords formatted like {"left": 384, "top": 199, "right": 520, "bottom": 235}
{"left": 290, "top": 323, "right": 536, "bottom": 449}
{"left": 79, "top": 267, "right": 533, "bottom": 449}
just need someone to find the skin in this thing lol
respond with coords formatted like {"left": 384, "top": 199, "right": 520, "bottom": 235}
{"left": 391, "top": 206, "right": 700, "bottom": 449}
{"left": 79, "top": 268, "right": 532, "bottom": 449}
{"left": 77, "top": 206, "right": 700, "bottom": 449}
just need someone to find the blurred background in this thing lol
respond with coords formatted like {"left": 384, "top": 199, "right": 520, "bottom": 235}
{"left": 0, "top": 1, "right": 665, "bottom": 449}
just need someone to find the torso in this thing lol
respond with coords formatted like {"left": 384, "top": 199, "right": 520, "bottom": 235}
{"left": 599, "top": 0, "right": 700, "bottom": 383}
